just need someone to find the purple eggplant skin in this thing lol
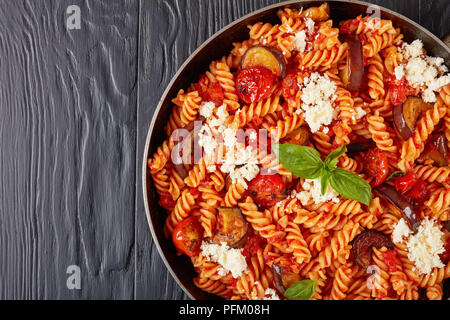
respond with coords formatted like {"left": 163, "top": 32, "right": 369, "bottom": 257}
{"left": 375, "top": 184, "right": 421, "bottom": 233}
{"left": 272, "top": 264, "right": 286, "bottom": 294}
{"left": 352, "top": 230, "right": 394, "bottom": 270}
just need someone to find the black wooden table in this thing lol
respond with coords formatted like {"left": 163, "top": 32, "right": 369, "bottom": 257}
{"left": 0, "top": 0, "right": 448, "bottom": 300}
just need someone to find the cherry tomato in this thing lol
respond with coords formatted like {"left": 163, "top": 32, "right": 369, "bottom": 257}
{"left": 393, "top": 171, "right": 429, "bottom": 204}
{"left": 172, "top": 217, "right": 203, "bottom": 257}
{"left": 236, "top": 66, "right": 276, "bottom": 104}
{"left": 159, "top": 193, "right": 176, "bottom": 210}
{"left": 404, "top": 179, "right": 429, "bottom": 204}
{"left": 393, "top": 172, "right": 417, "bottom": 194}
{"left": 194, "top": 75, "right": 224, "bottom": 106}
{"left": 382, "top": 249, "right": 399, "bottom": 273}
{"left": 364, "top": 148, "right": 389, "bottom": 186}
{"left": 247, "top": 173, "right": 286, "bottom": 208}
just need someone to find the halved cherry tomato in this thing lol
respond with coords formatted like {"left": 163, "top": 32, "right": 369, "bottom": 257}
{"left": 364, "top": 148, "right": 389, "bottom": 186}
{"left": 393, "top": 171, "right": 417, "bottom": 194}
{"left": 236, "top": 66, "right": 276, "bottom": 104}
{"left": 194, "top": 75, "right": 224, "bottom": 106}
{"left": 247, "top": 173, "right": 286, "bottom": 208}
{"left": 172, "top": 217, "right": 203, "bottom": 257}
{"left": 159, "top": 193, "right": 176, "bottom": 210}
{"left": 393, "top": 171, "right": 429, "bottom": 204}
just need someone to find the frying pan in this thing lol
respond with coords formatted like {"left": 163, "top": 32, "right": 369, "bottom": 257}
{"left": 142, "top": 0, "right": 450, "bottom": 300}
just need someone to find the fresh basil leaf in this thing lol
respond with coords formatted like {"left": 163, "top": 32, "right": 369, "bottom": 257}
{"left": 274, "top": 144, "right": 323, "bottom": 179}
{"left": 324, "top": 145, "right": 346, "bottom": 169}
{"left": 284, "top": 280, "right": 316, "bottom": 300}
{"left": 330, "top": 168, "right": 372, "bottom": 206}
{"left": 320, "top": 168, "right": 331, "bottom": 196}
{"left": 387, "top": 171, "right": 406, "bottom": 180}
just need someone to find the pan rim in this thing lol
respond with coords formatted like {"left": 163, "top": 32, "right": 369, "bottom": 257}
{"left": 142, "top": 0, "right": 450, "bottom": 300}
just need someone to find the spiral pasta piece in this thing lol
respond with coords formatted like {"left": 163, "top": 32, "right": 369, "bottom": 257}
{"left": 330, "top": 263, "right": 354, "bottom": 300}
{"left": 367, "top": 111, "right": 397, "bottom": 157}
{"left": 414, "top": 165, "right": 450, "bottom": 184}
{"left": 398, "top": 101, "right": 447, "bottom": 171}
{"left": 367, "top": 54, "right": 386, "bottom": 100}
{"left": 164, "top": 189, "right": 199, "bottom": 235}
{"left": 298, "top": 42, "right": 348, "bottom": 71}
{"left": 286, "top": 221, "right": 312, "bottom": 264}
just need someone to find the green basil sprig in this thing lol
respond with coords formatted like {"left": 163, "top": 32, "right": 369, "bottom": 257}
{"left": 274, "top": 144, "right": 372, "bottom": 206}
{"left": 284, "top": 280, "right": 317, "bottom": 300}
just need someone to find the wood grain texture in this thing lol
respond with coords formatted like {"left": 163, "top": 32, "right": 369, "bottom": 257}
{"left": 0, "top": 0, "right": 447, "bottom": 300}
{"left": 0, "top": 0, "right": 138, "bottom": 299}
{"left": 137, "top": 0, "right": 448, "bottom": 300}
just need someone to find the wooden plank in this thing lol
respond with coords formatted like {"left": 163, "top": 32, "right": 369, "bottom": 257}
{"left": 0, "top": 0, "right": 139, "bottom": 299}
{"left": 419, "top": 0, "right": 450, "bottom": 39}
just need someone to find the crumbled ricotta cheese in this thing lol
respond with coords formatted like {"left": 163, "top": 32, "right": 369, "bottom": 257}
{"left": 207, "top": 165, "right": 216, "bottom": 173}
{"left": 264, "top": 288, "right": 280, "bottom": 300}
{"left": 406, "top": 218, "right": 445, "bottom": 275}
{"left": 293, "top": 30, "right": 307, "bottom": 52}
{"left": 392, "top": 218, "right": 412, "bottom": 244}
{"left": 201, "top": 242, "right": 247, "bottom": 278}
{"left": 199, "top": 101, "right": 215, "bottom": 119}
{"left": 221, "top": 145, "right": 259, "bottom": 189}
{"left": 394, "top": 65, "right": 405, "bottom": 80}
{"left": 398, "top": 40, "right": 450, "bottom": 103}
{"left": 402, "top": 39, "right": 424, "bottom": 59}
{"left": 354, "top": 106, "right": 367, "bottom": 120}
{"left": 197, "top": 103, "right": 260, "bottom": 189}
{"left": 298, "top": 73, "right": 337, "bottom": 133}
{"left": 296, "top": 178, "right": 340, "bottom": 205}
{"left": 305, "top": 18, "right": 315, "bottom": 35}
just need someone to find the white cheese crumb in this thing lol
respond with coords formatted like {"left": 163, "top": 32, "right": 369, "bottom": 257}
{"left": 199, "top": 101, "right": 215, "bottom": 119}
{"left": 398, "top": 40, "right": 450, "bottom": 103}
{"left": 394, "top": 65, "right": 405, "bottom": 80}
{"left": 354, "top": 106, "right": 367, "bottom": 120}
{"left": 207, "top": 165, "right": 216, "bottom": 173}
{"left": 402, "top": 39, "right": 424, "bottom": 59}
{"left": 392, "top": 218, "right": 412, "bottom": 244}
{"left": 264, "top": 288, "right": 280, "bottom": 300}
{"left": 406, "top": 218, "right": 445, "bottom": 275}
{"left": 201, "top": 242, "right": 247, "bottom": 279}
{"left": 305, "top": 18, "right": 315, "bottom": 35}
{"left": 296, "top": 178, "right": 340, "bottom": 205}
{"left": 322, "top": 127, "right": 329, "bottom": 134}
{"left": 299, "top": 73, "right": 337, "bottom": 133}
{"left": 293, "top": 30, "right": 307, "bottom": 52}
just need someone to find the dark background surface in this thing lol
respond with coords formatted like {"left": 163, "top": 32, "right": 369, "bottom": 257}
{"left": 0, "top": 0, "right": 448, "bottom": 300}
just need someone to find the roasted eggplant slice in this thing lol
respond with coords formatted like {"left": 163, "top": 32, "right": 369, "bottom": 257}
{"left": 419, "top": 134, "right": 449, "bottom": 167}
{"left": 282, "top": 127, "right": 310, "bottom": 146}
{"left": 241, "top": 45, "right": 286, "bottom": 78}
{"left": 375, "top": 184, "right": 421, "bottom": 233}
{"left": 393, "top": 97, "right": 432, "bottom": 140}
{"left": 214, "top": 207, "right": 248, "bottom": 249}
{"left": 353, "top": 230, "right": 394, "bottom": 270}
{"left": 346, "top": 140, "right": 377, "bottom": 155}
{"left": 340, "top": 36, "right": 364, "bottom": 92}
{"left": 272, "top": 264, "right": 301, "bottom": 294}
